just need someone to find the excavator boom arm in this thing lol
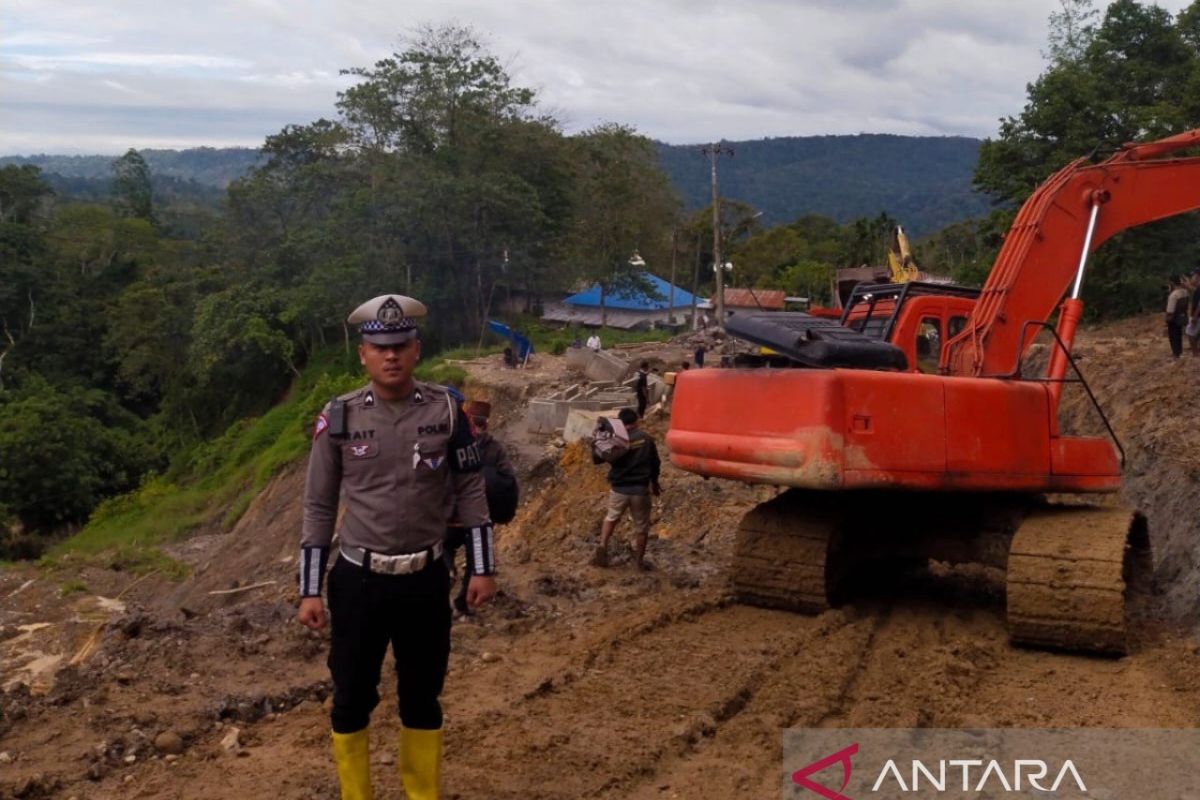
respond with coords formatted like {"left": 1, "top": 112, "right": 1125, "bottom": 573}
{"left": 946, "top": 129, "right": 1200, "bottom": 377}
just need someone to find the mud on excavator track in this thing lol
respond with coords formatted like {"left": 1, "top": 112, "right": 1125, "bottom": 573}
{"left": 732, "top": 490, "right": 1151, "bottom": 655}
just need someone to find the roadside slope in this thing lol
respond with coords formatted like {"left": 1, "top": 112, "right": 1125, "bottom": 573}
{"left": 2, "top": 320, "right": 1199, "bottom": 800}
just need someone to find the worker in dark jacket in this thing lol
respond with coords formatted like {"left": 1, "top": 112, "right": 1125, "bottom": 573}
{"left": 635, "top": 361, "right": 650, "bottom": 417}
{"left": 297, "top": 293, "right": 496, "bottom": 800}
{"left": 591, "top": 408, "right": 661, "bottom": 570}
{"left": 446, "top": 399, "right": 516, "bottom": 616}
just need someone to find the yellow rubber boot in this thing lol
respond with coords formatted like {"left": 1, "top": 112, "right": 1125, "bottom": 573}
{"left": 331, "top": 729, "right": 372, "bottom": 800}
{"left": 398, "top": 726, "right": 443, "bottom": 800}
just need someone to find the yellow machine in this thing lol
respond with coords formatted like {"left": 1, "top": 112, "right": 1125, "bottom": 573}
{"left": 887, "top": 226, "right": 920, "bottom": 283}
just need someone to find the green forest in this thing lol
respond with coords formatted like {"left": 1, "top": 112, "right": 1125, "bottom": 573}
{"left": 2, "top": 1, "right": 1199, "bottom": 560}
{"left": 4, "top": 137, "right": 989, "bottom": 241}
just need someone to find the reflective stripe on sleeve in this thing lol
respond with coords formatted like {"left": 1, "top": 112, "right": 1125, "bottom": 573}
{"left": 467, "top": 524, "right": 496, "bottom": 576}
{"left": 299, "top": 546, "right": 330, "bottom": 596}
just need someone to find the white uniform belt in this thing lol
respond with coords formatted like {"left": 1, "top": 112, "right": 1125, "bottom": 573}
{"left": 339, "top": 543, "right": 444, "bottom": 576}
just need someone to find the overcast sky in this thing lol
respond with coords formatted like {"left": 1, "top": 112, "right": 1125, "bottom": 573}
{"left": 0, "top": 0, "right": 1192, "bottom": 155}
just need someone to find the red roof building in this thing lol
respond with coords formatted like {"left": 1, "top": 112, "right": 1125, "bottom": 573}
{"left": 720, "top": 288, "right": 786, "bottom": 310}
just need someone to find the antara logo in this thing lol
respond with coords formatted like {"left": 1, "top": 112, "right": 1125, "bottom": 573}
{"left": 792, "top": 744, "right": 858, "bottom": 800}
{"left": 792, "top": 744, "right": 1087, "bottom": 796}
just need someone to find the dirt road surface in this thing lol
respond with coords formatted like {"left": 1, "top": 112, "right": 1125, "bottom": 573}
{"left": 2, "top": 317, "right": 1199, "bottom": 799}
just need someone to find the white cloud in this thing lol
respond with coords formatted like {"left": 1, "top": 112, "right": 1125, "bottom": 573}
{"left": 0, "top": 31, "right": 109, "bottom": 47}
{"left": 237, "top": 70, "right": 344, "bottom": 88}
{"left": 6, "top": 51, "right": 251, "bottom": 72}
{"left": 101, "top": 79, "right": 140, "bottom": 95}
{"left": 0, "top": 0, "right": 1194, "bottom": 154}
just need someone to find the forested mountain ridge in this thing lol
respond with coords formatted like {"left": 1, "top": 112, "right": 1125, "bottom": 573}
{"left": 0, "top": 147, "right": 261, "bottom": 187}
{"left": 4, "top": 135, "right": 989, "bottom": 236}
{"left": 658, "top": 134, "right": 991, "bottom": 237}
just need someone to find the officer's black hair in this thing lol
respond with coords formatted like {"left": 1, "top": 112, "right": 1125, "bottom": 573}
{"left": 618, "top": 408, "right": 638, "bottom": 426}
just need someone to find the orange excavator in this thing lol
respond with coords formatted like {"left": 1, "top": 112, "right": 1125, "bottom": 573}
{"left": 668, "top": 129, "right": 1200, "bottom": 654}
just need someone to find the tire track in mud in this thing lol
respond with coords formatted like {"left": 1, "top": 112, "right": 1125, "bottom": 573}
{"left": 615, "top": 607, "right": 888, "bottom": 800}
{"left": 444, "top": 575, "right": 1009, "bottom": 799}
{"left": 444, "top": 602, "right": 827, "bottom": 800}
{"left": 616, "top": 602, "right": 1007, "bottom": 800}
{"left": 617, "top": 596, "right": 1200, "bottom": 800}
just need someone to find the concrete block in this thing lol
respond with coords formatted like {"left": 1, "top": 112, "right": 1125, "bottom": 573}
{"left": 565, "top": 346, "right": 592, "bottom": 371}
{"left": 593, "top": 392, "right": 634, "bottom": 405}
{"left": 584, "top": 350, "right": 630, "bottom": 382}
{"left": 563, "top": 407, "right": 625, "bottom": 443}
{"left": 526, "top": 399, "right": 562, "bottom": 434}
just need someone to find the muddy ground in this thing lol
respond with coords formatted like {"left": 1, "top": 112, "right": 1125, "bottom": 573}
{"left": 2, "top": 317, "right": 1199, "bottom": 799}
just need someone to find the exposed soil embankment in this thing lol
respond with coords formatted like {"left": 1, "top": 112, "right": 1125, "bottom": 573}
{"left": 1059, "top": 317, "right": 1200, "bottom": 624}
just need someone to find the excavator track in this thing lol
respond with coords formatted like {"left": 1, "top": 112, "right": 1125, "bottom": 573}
{"left": 732, "top": 491, "right": 841, "bottom": 613}
{"left": 1006, "top": 505, "right": 1150, "bottom": 655}
{"left": 730, "top": 490, "right": 1150, "bottom": 656}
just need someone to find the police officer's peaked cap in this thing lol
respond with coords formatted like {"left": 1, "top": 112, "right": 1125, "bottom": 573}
{"left": 348, "top": 294, "right": 427, "bottom": 345}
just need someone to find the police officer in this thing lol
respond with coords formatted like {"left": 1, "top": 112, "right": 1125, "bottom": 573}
{"left": 297, "top": 294, "right": 496, "bottom": 800}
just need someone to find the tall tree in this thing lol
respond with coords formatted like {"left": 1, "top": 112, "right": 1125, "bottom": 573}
{"left": 223, "top": 24, "right": 575, "bottom": 348}
{"left": 1046, "top": 0, "right": 1101, "bottom": 63}
{"left": 569, "top": 123, "right": 680, "bottom": 326}
{"left": 975, "top": 0, "right": 1200, "bottom": 316}
{"left": 112, "top": 149, "right": 156, "bottom": 224}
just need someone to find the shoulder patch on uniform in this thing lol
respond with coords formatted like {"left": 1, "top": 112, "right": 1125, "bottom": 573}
{"left": 314, "top": 413, "right": 330, "bottom": 439}
{"left": 338, "top": 385, "right": 371, "bottom": 404}
{"left": 415, "top": 380, "right": 446, "bottom": 400}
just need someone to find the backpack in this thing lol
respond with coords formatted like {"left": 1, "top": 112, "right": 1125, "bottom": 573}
{"left": 483, "top": 464, "right": 519, "bottom": 524}
{"left": 592, "top": 416, "right": 631, "bottom": 463}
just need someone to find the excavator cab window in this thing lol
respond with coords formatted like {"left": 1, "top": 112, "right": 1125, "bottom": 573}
{"left": 948, "top": 316, "right": 968, "bottom": 339}
{"left": 855, "top": 316, "right": 888, "bottom": 340}
{"left": 916, "top": 317, "right": 941, "bottom": 373}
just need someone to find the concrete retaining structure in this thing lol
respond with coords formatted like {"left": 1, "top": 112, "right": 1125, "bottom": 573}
{"left": 526, "top": 381, "right": 636, "bottom": 434}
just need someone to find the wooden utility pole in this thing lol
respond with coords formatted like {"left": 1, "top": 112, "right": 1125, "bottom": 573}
{"left": 691, "top": 228, "right": 702, "bottom": 329}
{"left": 700, "top": 143, "right": 734, "bottom": 330}
{"left": 668, "top": 230, "right": 677, "bottom": 324}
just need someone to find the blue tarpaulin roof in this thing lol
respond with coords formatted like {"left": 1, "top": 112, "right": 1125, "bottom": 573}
{"left": 563, "top": 272, "right": 697, "bottom": 311}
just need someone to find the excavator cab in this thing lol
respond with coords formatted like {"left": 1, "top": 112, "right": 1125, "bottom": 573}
{"left": 725, "top": 281, "right": 978, "bottom": 374}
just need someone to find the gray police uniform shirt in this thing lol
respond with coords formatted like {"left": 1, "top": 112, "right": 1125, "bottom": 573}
{"left": 299, "top": 381, "right": 493, "bottom": 595}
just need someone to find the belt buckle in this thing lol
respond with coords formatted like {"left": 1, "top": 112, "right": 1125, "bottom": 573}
{"left": 373, "top": 551, "right": 424, "bottom": 575}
